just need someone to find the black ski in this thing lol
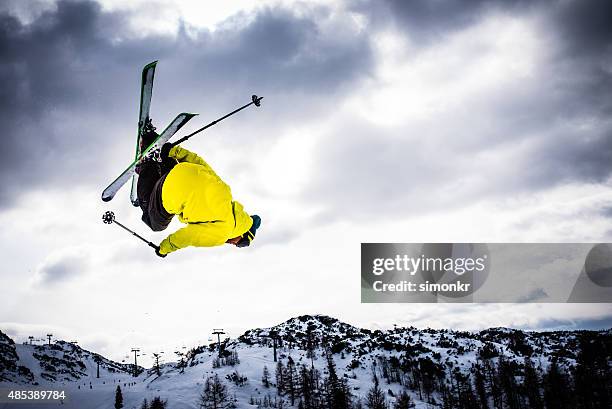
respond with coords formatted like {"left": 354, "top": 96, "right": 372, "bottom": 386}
{"left": 101, "top": 113, "right": 197, "bottom": 202}
{"left": 130, "top": 61, "right": 158, "bottom": 206}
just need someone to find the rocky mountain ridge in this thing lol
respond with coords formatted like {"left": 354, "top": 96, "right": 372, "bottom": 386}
{"left": 0, "top": 330, "right": 135, "bottom": 385}
{"left": 1, "top": 315, "right": 610, "bottom": 408}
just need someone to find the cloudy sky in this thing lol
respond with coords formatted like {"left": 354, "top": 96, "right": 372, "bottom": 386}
{"left": 0, "top": 0, "right": 611, "bottom": 365}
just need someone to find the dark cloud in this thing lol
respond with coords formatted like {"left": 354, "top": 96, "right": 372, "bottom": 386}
{"left": 33, "top": 251, "right": 88, "bottom": 285}
{"left": 531, "top": 127, "right": 612, "bottom": 186}
{"left": 304, "top": 0, "right": 612, "bottom": 220}
{"left": 551, "top": 0, "right": 612, "bottom": 59}
{"left": 0, "top": 0, "right": 373, "bottom": 208}
{"left": 516, "top": 288, "right": 549, "bottom": 303}
{"left": 355, "top": 0, "right": 610, "bottom": 51}
{"left": 352, "top": 0, "right": 536, "bottom": 44}
{"left": 2, "top": 0, "right": 610, "bottom": 226}
{"left": 0, "top": 1, "right": 165, "bottom": 207}
{"left": 602, "top": 207, "right": 612, "bottom": 218}
{"left": 304, "top": 93, "right": 611, "bottom": 221}
{"left": 526, "top": 315, "right": 612, "bottom": 331}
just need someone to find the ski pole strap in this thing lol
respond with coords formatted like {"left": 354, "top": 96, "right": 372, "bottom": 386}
{"left": 171, "top": 95, "right": 263, "bottom": 147}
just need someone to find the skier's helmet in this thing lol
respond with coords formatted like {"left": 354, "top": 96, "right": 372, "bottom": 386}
{"left": 236, "top": 215, "right": 261, "bottom": 248}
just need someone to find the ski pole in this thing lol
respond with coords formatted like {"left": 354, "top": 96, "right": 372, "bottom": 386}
{"left": 102, "top": 211, "right": 159, "bottom": 251}
{"left": 171, "top": 94, "right": 263, "bottom": 147}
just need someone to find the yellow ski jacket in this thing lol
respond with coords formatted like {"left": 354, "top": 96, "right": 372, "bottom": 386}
{"left": 158, "top": 146, "right": 253, "bottom": 255}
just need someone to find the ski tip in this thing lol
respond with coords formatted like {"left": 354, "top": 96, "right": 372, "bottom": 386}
{"left": 143, "top": 61, "right": 158, "bottom": 70}
{"left": 178, "top": 112, "right": 198, "bottom": 120}
{"left": 101, "top": 194, "right": 113, "bottom": 202}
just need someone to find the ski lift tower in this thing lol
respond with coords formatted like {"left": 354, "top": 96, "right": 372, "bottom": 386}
{"left": 212, "top": 329, "right": 225, "bottom": 353}
{"left": 131, "top": 348, "right": 141, "bottom": 377}
{"left": 269, "top": 330, "right": 280, "bottom": 362}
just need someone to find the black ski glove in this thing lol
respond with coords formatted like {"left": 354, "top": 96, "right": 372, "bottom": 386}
{"left": 160, "top": 143, "right": 179, "bottom": 174}
{"left": 160, "top": 143, "right": 173, "bottom": 160}
{"left": 155, "top": 246, "right": 167, "bottom": 258}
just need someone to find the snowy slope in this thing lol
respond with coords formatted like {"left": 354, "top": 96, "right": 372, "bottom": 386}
{"left": 1, "top": 339, "right": 135, "bottom": 385}
{"left": 0, "top": 315, "right": 610, "bottom": 409}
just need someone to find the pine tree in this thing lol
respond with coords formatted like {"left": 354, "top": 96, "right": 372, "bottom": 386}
{"left": 150, "top": 396, "right": 167, "bottom": 409}
{"left": 285, "top": 356, "right": 298, "bottom": 405}
{"left": 573, "top": 334, "right": 611, "bottom": 409}
{"left": 306, "top": 324, "right": 317, "bottom": 367}
{"left": 419, "top": 359, "right": 437, "bottom": 404}
{"left": 394, "top": 390, "right": 415, "bottom": 408}
{"left": 322, "top": 350, "right": 351, "bottom": 409}
{"left": 262, "top": 365, "right": 271, "bottom": 388}
{"left": 522, "top": 358, "right": 543, "bottom": 409}
{"left": 410, "top": 364, "right": 423, "bottom": 401}
{"left": 299, "top": 365, "right": 315, "bottom": 409}
{"left": 543, "top": 359, "right": 573, "bottom": 409}
{"left": 199, "top": 374, "right": 230, "bottom": 409}
{"left": 301, "top": 363, "right": 325, "bottom": 409}
{"left": 497, "top": 358, "right": 521, "bottom": 409}
{"left": 441, "top": 382, "right": 454, "bottom": 409}
{"left": 114, "top": 385, "right": 123, "bottom": 409}
{"left": 176, "top": 351, "right": 187, "bottom": 373}
{"left": 366, "top": 373, "right": 388, "bottom": 409}
{"left": 473, "top": 364, "right": 489, "bottom": 409}
{"left": 483, "top": 359, "right": 502, "bottom": 409}
{"left": 452, "top": 371, "right": 478, "bottom": 409}
{"left": 276, "top": 361, "right": 285, "bottom": 395}
{"left": 140, "top": 398, "right": 149, "bottom": 409}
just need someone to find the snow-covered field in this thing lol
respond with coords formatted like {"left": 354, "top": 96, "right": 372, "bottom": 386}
{"left": 1, "top": 315, "right": 610, "bottom": 408}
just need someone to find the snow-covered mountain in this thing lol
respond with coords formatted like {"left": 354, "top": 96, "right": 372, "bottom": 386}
{"left": 0, "top": 315, "right": 610, "bottom": 409}
{"left": 0, "top": 330, "right": 135, "bottom": 384}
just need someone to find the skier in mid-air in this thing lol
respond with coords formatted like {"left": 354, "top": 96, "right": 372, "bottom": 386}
{"left": 136, "top": 126, "right": 261, "bottom": 257}
{"left": 100, "top": 62, "right": 263, "bottom": 257}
